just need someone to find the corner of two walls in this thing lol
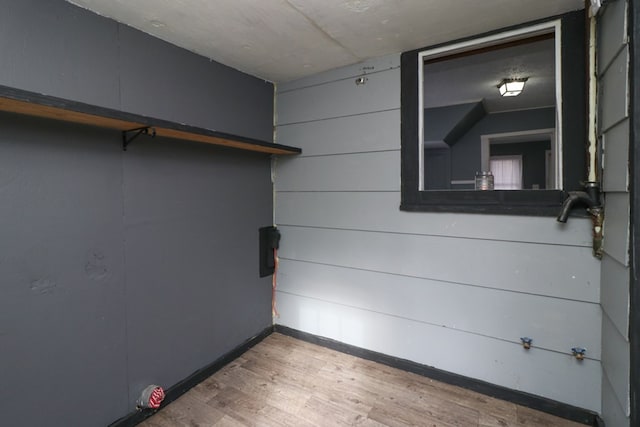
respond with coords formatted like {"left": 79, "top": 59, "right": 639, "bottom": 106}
{"left": 0, "top": 1, "right": 274, "bottom": 426}
{"left": 273, "top": 54, "right": 602, "bottom": 412}
{"left": 598, "top": 0, "right": 632, "bottom": 425}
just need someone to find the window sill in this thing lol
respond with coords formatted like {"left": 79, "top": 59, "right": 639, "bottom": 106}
{"left": 400, "top": 189, "right": 566, "bottom": 216}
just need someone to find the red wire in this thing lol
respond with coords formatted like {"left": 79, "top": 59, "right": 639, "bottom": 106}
{"left": 272, "top": 247, "right": 279, "bottom": 318}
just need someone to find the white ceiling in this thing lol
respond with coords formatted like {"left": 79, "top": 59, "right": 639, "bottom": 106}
{"left": 66, "top": 0, "right": 584, "bottom": 83}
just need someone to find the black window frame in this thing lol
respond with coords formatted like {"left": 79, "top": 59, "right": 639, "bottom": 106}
{"left": 400, "top": 10, "right": 586, "bottom": 216}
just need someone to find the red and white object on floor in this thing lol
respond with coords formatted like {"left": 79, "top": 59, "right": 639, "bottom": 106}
{"left": 137, "top": 385, "right": 165, "bottom": 409}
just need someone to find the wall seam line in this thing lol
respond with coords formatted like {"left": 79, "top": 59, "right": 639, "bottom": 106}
{"left": 278, "top": 66, "right": 401, "bottom": 94}
{"left": 276, "top": 107, "right": 401, "bottom": 127}
{"left": 601, "top": 116, "right": 631, "bottom": 135}
{"left": 277, "top": 257, "right": 600, "bottom": 305}
{"left": 276, "top": 224, "right": 593, "bottom": 248}
{"left": 275, "top": 190, "right": 400, "bottom": 193}
{"left": 598, "top": 43, "right": 629, "bottom": 77}
{"left": 295, "top": 149, "right": 401, "bottom": 159}
{"left": 602, "top": 306, "right": 631, "bottom": 341}
{"left": 602, "top": 365, "right": 632, "bottom": 417}
{"left": 116, "top": 21, "right": 132, "bottom": 410}
{"left": 277, "top": 289, "right": 601, "bottom": 360}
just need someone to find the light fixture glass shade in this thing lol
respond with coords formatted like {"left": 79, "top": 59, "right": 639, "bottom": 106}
{"left": 498, "top": 78, "right": 528, "bottom": 97}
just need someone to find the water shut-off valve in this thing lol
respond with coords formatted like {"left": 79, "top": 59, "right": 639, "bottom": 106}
{"left": 520, "top": 337, "right": 533, "bottom": 350}
{"left": 571, "top": 347, "right": 587, "bottom": 361}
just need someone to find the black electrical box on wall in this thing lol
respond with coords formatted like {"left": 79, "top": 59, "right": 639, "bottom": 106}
{"left": 259, "top": 226, "right": 281, "bottom": 277}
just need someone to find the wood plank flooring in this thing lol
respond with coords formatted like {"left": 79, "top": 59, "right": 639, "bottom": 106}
{"left": 138, "top": 333, "right": 584, "bottom": 427}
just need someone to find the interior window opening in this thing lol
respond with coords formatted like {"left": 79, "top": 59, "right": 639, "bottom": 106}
{"left": 400, "top": 11, "right": 586, "bottom": 215}
{"left": 418, "top": 23, "right": 561, "bottom": 192}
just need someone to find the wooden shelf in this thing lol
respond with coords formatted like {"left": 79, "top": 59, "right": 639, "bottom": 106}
{"left": 0, "top": 84, "right": 301, "bottom": 155}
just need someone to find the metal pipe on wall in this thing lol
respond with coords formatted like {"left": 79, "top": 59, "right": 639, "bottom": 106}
{"left": 556, "top": 1, "right": 604, "bottom": 259}
{"left": 587, "top": 2, "right": 599, "bottom": 182}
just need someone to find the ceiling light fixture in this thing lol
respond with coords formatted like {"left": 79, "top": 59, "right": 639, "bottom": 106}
{"left": 498, "top": 78, "right": 528, "bottom": 97}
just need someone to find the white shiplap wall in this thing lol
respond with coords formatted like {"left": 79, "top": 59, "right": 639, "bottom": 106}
{"left": 599, "top": 1, "right": 631, "bottom": 425}
{"left": 274, "top": 54, "right": 601, "bottom": 411}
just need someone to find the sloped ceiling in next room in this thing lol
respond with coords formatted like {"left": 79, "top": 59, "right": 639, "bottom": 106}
{"left": 66, "top": 0, "right": 584, "bottom": 83}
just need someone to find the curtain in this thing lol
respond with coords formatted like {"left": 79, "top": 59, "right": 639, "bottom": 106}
{"left": 490, "top": 156, "right": 522, "bottom": 190}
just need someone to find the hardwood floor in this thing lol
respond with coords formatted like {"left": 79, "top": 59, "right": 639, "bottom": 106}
{"left": 139, "top": 333, "right": 584, "bottom": 427}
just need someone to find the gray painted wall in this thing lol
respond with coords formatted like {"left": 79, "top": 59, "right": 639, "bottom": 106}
{"left": 0, "top": 0, "right": 273, "bottom": 141}
{"left": 274, "top": 53, "right": 602, "bottom": 412}
{"left": 0, "top": 1, "right": 274, "bottom": 425}
{"left": 0, "top": 115, "right": 129, "bottom": 426}
{"left": 598, "top": 1, "right": 632, "bottom": 425}
{"left": 423, "top": 102, "right": 484, "bottom": 143}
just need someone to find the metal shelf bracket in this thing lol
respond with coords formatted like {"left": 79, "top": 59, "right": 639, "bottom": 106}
{"left": 122, "top": 126, "right": 156, "bottom": 151}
